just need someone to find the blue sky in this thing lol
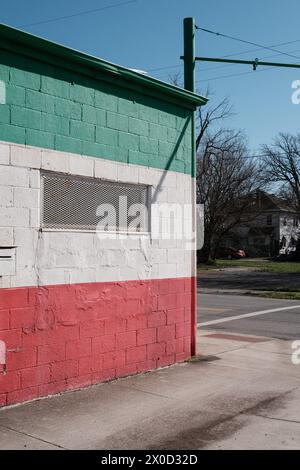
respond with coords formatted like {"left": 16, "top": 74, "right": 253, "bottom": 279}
{"left": 2, "top": 0, "right": 300, "bottom": 153}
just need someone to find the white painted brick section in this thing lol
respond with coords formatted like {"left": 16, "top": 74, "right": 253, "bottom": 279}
{"left": 0, "top": 228, "right": 14, "bottom": 246}
{"left": 0, "top": 208, "right": 29, "bottom": 227}
{"left": 0, "top": 165, "right": 29, "bottom": 187}
{"left": 29, "top": 170, "right": 40, "bottom": 189}
{"left": 0, "top": 142, "right": 194, "bottom": 287}
{"left": 14, "top": 187, "right": 39, "bottom": 208}
{"left": 0, "top": 187, "right": 13, "bottom": 207}
{"left": 41, "top": 149, "right": 69, "bottom": 173}
{"left": 10, "top": 145, "right": 41, "bottom": 169}
{"left": 94, "top": 159, "right": 118, "bottom": 181}
{"left": 69, "top": 155, "right": 94, "bottom": 177}
{"left": 0, "top": 143, "right": 9, "bottom": 165}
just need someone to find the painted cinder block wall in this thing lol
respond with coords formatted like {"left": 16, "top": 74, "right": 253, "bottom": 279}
{"left": 0, "top": 25, "right": 206, "bottom": 407}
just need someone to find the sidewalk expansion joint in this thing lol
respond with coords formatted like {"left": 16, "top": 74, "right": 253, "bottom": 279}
{"left": 245, "top": 413, "right": 300, "bottom": 425}
{"left": 117, "top": 384, "right": 172, "bottom": 400}
{"left": 0, "top": 424, "right": 68, "bottom": 450}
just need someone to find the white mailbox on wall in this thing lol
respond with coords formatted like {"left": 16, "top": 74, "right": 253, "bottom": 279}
{"left": 0, "top": 247, "right": 16, "bottom": 277}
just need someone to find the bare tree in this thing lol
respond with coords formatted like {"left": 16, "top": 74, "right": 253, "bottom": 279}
{"left": 196, "top": 89, "right": 233, "bottom": 150}
{"left": 167, "top": 81, "right": 262, "bottom": 261}
{"left": 197, "top": 129, "right": 263, "bottom": 261}
{"left": 262, "top": 133, "right": 300, "bottom": 210}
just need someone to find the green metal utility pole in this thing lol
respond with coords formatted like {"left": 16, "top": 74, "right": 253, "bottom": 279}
{"left": 183, "top": 17, "right": 197, "bottom": 180}
{"left": 183, "top": 17, "right": 196, "bottom": 92}
{"left": 183, "top": 17, "right": 198, "bottom": 357}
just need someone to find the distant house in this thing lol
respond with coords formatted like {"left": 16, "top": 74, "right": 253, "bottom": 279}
{"left": 224, "top": 190, "right": 300, "bottom": 257}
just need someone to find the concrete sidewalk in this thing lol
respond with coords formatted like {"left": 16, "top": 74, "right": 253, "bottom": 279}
{"left": 0, "top": 330, "right": 299, "bottom": 450}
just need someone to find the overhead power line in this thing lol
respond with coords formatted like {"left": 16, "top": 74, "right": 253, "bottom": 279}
{"left": 148, "top": 39, "right": 300, "bottom": 78}
{"left": 196, "top": 26, "right": 300, "bottom": 61}
{"left": 19, "top": 0, "right": 137, "bottom": 28}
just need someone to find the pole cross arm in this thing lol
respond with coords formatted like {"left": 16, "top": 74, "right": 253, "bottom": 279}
{"left": 180, "top": 55, "right": 300, "bottom": 70}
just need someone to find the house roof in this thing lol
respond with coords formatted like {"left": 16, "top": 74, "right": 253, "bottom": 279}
{"left": 258, "top": 191, "right": 296, "bottom": 213}
{"left": 0, "top": 23, "right": 208, "bottom": 111}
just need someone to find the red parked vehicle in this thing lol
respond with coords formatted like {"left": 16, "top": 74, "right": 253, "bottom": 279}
{"left": 216, "top": 247, "right": 247, "bottom": 259}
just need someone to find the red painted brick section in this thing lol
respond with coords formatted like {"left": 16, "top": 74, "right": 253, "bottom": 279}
{"left": 0, "top": 310, "right": 9, "bottom": 330}
{"left": 176, "top": 322, "right": 191, "bottom": 339}
{"left": 66, "top": 339, "right": 92, "bottom": 360}
{"left": 147, "top": 342, "right": 166, "bottom": 361}
{"left": 38, "top": 343, "right": 65, "bottom": 365}
{"left": 157, "top": 325, "right": 175, "bottom": 343}
{"left": 0, "top": 394, "right": 7, "bottom": 407}
{"left": 51, "top": 360, "right": 78, "bottom": 382}
{"left": 0, "top": 371, "right": 20, "bottom": 393}
{"left": 116, "top": 331, "right": 136, "bottom": 349}
{"left": 126, "top": 346, "right": 146, "bottom": 364}
{"left": 7, "top": 348, "right": 37, "bottom": 371}
{"left": 21, "top": 365, "right": 50, "bottom": 388}
{"left": 0, "top": 277, "right": 192, "bottom": 407}
{"left": 92, "top": 335, "right": 116, "bottom": 354}
{"left": 147, "top": 311, "right": 166, "bottom": 328}
{"left": 167, "top": 308, "right": 185, "bottom": 325}
{"left": 10, "top": 307, "right": 35, "bottom": 329}
{"left": 7, "top": 386, "right": 39, "bottom": 406}
{"left": 137, "top": 328, "right": 156, "bottom": 346}
{"left": 0, "top": 329, "right": 22, "bottom": 349}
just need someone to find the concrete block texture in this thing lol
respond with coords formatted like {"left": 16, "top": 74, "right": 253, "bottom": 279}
{"left": 0, "top": 51, "right": 193, "bottom": 175}
{"left": 0, "top": 143, "right": 193, "bottom": 288}
{"left": 0, "top": 277, "right": 192, "bottom": 407}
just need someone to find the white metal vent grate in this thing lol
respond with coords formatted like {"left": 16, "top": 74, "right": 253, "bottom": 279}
{"left": 41, "top": 171, "right": 150, "bottom": 232}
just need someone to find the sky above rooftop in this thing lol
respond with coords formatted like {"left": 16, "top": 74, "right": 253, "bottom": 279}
{"left": 1, "top": 0, "right": 300, "bottom": 155}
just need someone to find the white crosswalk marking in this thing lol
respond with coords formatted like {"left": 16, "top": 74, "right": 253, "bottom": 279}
{"left": 198, "top": 305, "right": 300, "bottom": 326}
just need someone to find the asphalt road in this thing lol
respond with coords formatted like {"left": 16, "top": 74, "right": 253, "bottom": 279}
{"left": 197, "top": 293, "right": 300, "bottom": 340}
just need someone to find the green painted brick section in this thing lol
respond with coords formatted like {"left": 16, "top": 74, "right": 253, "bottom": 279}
{"left": 6, "top": 84, "right": 25, "bottom": 106}
{"left": 95, "top": 90, "right": 118, "bottom": 112}
{"left": 118, "top": 98, "right": 138, "bottom": 118}
{"left": 70, "top": 120, "right": 95, "bottom": 141}
{"left": 82, "top": 105, "right": 106, "bottom": 125}
{"left": 129, "top": 150, "right": 149, "bottom": 166}
{"left": 26, "top": 89, "right": 55, "bottom": 113}
{"left": 171, "top": 160, "right": 185, "bottom": 173}
{"left": 185, "top": 133, "right": 192, "bottom": 150}
{"left": 107, "top": 112, "right": 128, "bottom": 132}
{"left": 82, "top": 141, "right": 107, "bottom": 158}
{"left": 96, "top": 127, "right": 118, "bottom": 146}
{"left": 55, "top": 134, "right": 82, "bottom": 154}
{"left": 26, "top": 129, "right": 55, "bottom": 149}
{"left": 139, "top": 104, "right": 159, "bottom": 124}
{"left": 0, "top": 64, "right": 10, "bottom": 81}
{"left": 55, "top": 98, "right": 81, "bottom": 119}
{"left": 42, "top": 113, "right": 69, "bottom": 135}
{"left": 158, "top": 140, "right": 175, "bottom": 158}
{"left": 159, "top": 111, "right": 177, "bottom": 128}
{"left": 10, "top": 68, "right": 40, "bottom": 90}
{"left": 0, "top": 105, "right": 10, "bottom": 124}
{"left": 119, "top": 131, "right": 139, "bottom": 151}
{"left": 0, "top": 124, "right": 25, "bottom": 144}
{"left": 129, "top": 118, "right": 148, "bottom": 136}
{"left": 149, "top": 123, "right": 168, "bottom": 141}
{"left": 167, "top": 127, "right": 178, "bottom": 143}
{"left": 41, "top": 76, "right": 70, "bottom": 98}
{"left": 110, "top": 146, "right": 128, "bottom": 162}
{"left": 140, "top": 136, "right": 158, "bottom": 155}
{"left": 11, "top": 106, "right": 41, "bottom": 130}
{"left": 70, "top": 84, "right": 94, "bottom": 105}
{"left": 0, "top": 51, "right": 193, "bottom": 174}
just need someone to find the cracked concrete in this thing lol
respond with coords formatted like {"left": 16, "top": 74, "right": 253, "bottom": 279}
{"left": 0, "top": 330, "right": 299, "bottom": 450}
